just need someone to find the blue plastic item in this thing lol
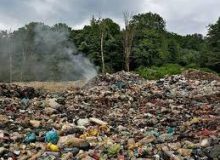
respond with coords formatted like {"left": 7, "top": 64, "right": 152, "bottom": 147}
{"left": 167, "top": 127, "right": 175, "bottom": 135}
{"left": 23, "top": 132, "right": 36, "bottom": 143}
{"left": 45, "top": 129, "right": 59, "bottom": 144}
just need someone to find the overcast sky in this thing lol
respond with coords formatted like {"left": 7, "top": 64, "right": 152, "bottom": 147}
{"left": 0, "top": 0, "right": 219, "bottom": 35}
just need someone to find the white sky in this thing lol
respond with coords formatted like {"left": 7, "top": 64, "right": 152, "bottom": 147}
{"left": 0, "top": 0, "right": 219, "bottom": 35}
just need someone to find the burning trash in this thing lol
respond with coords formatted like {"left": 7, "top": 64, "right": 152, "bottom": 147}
{"left": 0, "top": 71, "right": 219, "bottom": 159}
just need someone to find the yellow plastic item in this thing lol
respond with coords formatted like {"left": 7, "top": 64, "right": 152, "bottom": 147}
{"left": 190, "top": 117, "right": 201, "bottom": 124}
{"left": 80, "top": 125, "right": 109, "bottom": 139}
{"left": 99, "top": 125, "right": 109, "bottom": 132}
{"left": 80, "top": 133, "right": 89, "bottom": 139}
{"left": 47, "top": 143, "right": 59, "bottom": 152}
{"left": 88, "top": 128, "right": 99, "bottom": 136}
{"left": 80, "top": 128, "right": 99, "bottom": 139}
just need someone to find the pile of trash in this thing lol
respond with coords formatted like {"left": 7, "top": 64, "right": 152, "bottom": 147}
{"left": 0, "top": 71, "right": 220, "bottom": 160}
{"left": 183, "top": 69, "right": 220, "bottom": 81}
{"left": 83, "top": 71, "right": 143, "bottom": 89}
{"left": 0, "top": 84, "right": 40, "bottom": 99}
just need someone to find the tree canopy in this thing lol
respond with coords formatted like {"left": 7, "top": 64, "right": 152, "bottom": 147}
{"left": 0, "top": 13, "right": 219, "bottom": 82}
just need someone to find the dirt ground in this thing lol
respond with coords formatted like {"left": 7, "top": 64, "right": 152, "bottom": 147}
{"left": 11, "top": 80, "right": 86, "bottom": 92}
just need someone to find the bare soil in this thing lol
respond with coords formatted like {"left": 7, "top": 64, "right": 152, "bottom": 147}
{"left": 11, "top": 80, "right": 85, "bottom": 92}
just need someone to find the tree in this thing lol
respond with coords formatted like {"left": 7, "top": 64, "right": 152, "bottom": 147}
{"left": 97, "top": 17, "right": 107, "bottom": 73}
{"left": 167, "top": 39, "right": 180, "bottom": 62}
{"left": 123, "top": 12, "right": 135, "bottom": 71}
{"left": 0, "top": 13, "right": 219, "bottom": 82}
{"left": 131, "top": 12, "right": 166, "bottom": 68}
{"left": 166, "top": 32, "right": 207, "bottom": 67}
{"left": 206, "top": 17, "right": 220, "bottom": 71}
{"left": 182, "top": 34, "right": 204, "bottom": 51}
{"left": 71, "top": 17, "right": 122, "bottom": 72}
{"left": 131, "top": 12, "right": 165, "bottom": 31}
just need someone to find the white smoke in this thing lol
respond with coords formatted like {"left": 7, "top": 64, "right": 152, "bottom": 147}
{"left": 32, "top": 23, "right": 97, "bottom": 81}
{"left": 0, "top": 23, "right": 97, "bottom": 82}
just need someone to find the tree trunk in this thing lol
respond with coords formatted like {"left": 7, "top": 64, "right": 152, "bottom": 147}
{"left": 125, "top": 47, "right": 130, "bottom": 71}
{"left": 123, "top": 12, "right": 134, "bottom": 72}
{"left": 123, "top": 29, "right": 133, "bottom": 72}
{"left": 100, "top": 31, "right": 105, "bottom": 73}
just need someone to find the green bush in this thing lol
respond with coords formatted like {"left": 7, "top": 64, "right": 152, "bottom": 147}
{"left": 136, "top": 64, "right": 183, "bottom": 80}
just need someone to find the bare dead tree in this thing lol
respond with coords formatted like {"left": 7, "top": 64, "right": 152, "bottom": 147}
{"left": 123, "top": 12, "right": 135, "bottom": 72}
{"left": 98, "top": 16, "right": 106, "bottom": 74}
{"left": 100, "top": 25, "right": 105, "bottom": 73}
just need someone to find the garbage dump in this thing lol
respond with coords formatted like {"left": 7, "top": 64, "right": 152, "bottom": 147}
{"left": 0, "top": 70, "right": 220, "bottom": 160}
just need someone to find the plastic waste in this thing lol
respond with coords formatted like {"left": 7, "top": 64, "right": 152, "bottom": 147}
{"left": 190, "top": 117, "right": 201, "bottom": 124}
{"left": 63, "top": 147, "right": 79, "bottom": 156}
{"left": 107, "top": 144, "right": 121, "bottom": 157}
{"left": 23, "top": 132, "right": 36, "bottom": 143}
{"left": 47, "top": 143, "right": 59, "bottom": 152}
{"left": 167, "top": 127, "right": 175, "bottom": 135}
{"left": 21, "top": 98, "right": 29, "bottom": 108}
{"left": 150, "top": 130, "right": 160, "bottom": 137}
{"left": 80, "top": 125, "right": 108, "bottom": 139}
{"left": 110, "top": 81, "right": 127, "bottom": 90}
{"left": 45, "top": 129, "right": 59, "bottom": 144}
{"left": 0, "top": 71, "right": 219, "bottom": 159}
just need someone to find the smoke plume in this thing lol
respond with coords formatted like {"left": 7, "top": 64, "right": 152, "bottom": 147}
{"left": 0, "top": 23, "right": 97, "bottom": 82}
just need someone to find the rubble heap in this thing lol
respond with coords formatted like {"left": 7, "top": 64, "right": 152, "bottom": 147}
{"left": 183, "top": 69, "right": 220, "bottom": 81}
{"left": 83, "top": 71, "right": 143, "bottom": 89}
{"left": 0, "top": 84, "right": 40, "bottom": 99}
{"left": 0, "top": 71, "right": 220, "bottom": 160}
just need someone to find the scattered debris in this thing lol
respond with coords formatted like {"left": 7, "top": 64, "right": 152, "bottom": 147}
{"left": 0, "top": 71, "right": 219, "bottom": 159}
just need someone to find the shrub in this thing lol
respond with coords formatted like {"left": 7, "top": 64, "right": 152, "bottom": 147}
{"left": 136, "top": 64, "right": 183, "bottom": 79}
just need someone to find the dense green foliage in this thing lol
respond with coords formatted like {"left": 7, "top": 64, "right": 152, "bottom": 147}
{"left": 71, "top": 18, "right": 123, "bottom": 72}
{"left": 206, "top": 18, "right": 220, "bottom": 71}
{"left": 0, "top": 13, "right": 219, "bottom": 82}
{"left": 136, "top": 64, "right": 183, "bottom": 80}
